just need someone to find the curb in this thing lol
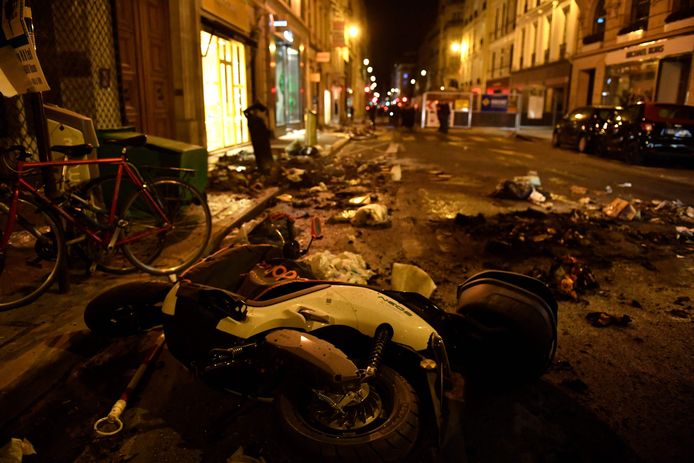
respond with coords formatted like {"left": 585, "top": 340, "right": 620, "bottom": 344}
{"left": 207, "top": 186, "right": 282, "bottom": 254}
{"left": 328, "top": 136, "right": 351, "bottom": 155}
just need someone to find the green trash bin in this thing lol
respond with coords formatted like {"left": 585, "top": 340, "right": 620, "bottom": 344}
{"left": 96, "top": 128, "right": 208, "bottom": 194}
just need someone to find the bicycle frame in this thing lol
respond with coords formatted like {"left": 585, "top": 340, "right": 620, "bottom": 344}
{"left": 1, "top": 154, "right": 172, "bottom": 253}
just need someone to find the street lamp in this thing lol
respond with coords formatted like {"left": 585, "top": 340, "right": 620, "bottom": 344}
{"left": 348, "top": 25, "right": 360, "bottom": 38}
{"left": 363, "top": 58, "right": 370, "bottom": 66}
{"left": 370, "top": 75, "right": 376, "bottom": 82}
{"left": 450, "top": 42, "right": 461, "bottom": 53}
{"left": 410, "top": 78, "right": 416, "bottom": 85}
{"left": 420, "top": 70, "right": 427, "bottom": 77}
{"left": 367, "top": 66, "right": 373, "bottom": 73}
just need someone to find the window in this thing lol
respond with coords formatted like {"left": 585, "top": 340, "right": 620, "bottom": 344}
{"left": 630, "top": 0, "right": 650, "bottom": 27}
{"left": 593, "top": 0, "right": 606, "bottom": 34}
{"left": 201, "top": 31, "right": 249, "bottom": 150}
{"left": 666, "top": 0, "right": 694, "bottom": 22}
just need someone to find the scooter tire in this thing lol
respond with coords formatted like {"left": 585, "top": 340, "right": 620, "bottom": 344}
{"left": 276, "top": 365, "right": 420, "bottom": 463}
{"left": 84, "top": 280, "right": 172, "bottom": 337}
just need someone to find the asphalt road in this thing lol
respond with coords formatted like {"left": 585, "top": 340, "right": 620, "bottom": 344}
{"left": 1, "top": 126, "right": 692, "bottom": 463}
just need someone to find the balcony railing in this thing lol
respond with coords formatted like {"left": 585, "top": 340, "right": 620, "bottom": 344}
{"left": 582, "top": 31, "right": 604, "bottom": 45}
{"left": 618, "top": 18, "right": 648, "bottom": 35}
{"left": 559, "top": 43, "right": 567, "bottom": 59}
{"left": 665, "top": 6, "right": 694, "bottom": 23}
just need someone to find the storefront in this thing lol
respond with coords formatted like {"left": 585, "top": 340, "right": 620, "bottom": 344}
{"left": 272, "top": 33, "right": 302, "bottom": 129}
{"left": 510, "top": 61, "right": 570, "bottom": 125}
{"left": 601, "top": 34, "right": 693, "bottom": 106}
{"left": 200, "top": 0, "right": 254, "bottom": 153}
{"left": 201, "top": 29, "right": 250, "bottom": 151}
{"left": 486, "top": 77, "right": 511, "bottom": 95}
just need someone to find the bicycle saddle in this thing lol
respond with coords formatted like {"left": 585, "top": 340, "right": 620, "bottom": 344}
{"left": 51, "top": 143, "right": 93, "bottom": 158}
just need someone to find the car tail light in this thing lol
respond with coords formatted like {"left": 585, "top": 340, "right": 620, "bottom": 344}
{"left": 640, "top": 122, "right": 654, "bottom": 133}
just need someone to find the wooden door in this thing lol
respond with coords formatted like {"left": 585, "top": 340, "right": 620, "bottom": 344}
{"left": 115, "top": 0, "right": 174, "bottom": 139}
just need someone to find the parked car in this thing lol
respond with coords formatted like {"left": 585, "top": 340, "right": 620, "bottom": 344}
{"left": 552, "top": 105, "right": 620, "bottom": 153}
{"left": 597, "top": 103, "right": 694, "bottom": 164}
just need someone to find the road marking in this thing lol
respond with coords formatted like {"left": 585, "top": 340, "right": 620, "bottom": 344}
{"left": 491, "top": 148, "right": 535, "bottom": 159}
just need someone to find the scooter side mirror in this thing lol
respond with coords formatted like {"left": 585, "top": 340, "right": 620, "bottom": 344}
{"left": 311, "top": 217, "right": 323, "bottom": 240}
{"left": 301, "top": 217, "right": 323, "bottom": 256}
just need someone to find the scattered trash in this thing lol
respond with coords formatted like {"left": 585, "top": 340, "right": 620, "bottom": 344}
{"left": 284, "top": 168, "right": 306, "bottom": 183}
{"left": 348, "top": 195, "right": 372, "bottom": 206}
{"left": 308, "top": 182, "right": 328, "bottom": 193}
{"left": 674, "top": 296, "right": 691, "bottom": 306}
{"left": 303, "top": 250, "right": 375, "bottom": 285}
{"left": 617, "top": 182, "right": 632, "bottom": 188}
{"left": 284, "top": 139, "right": 304, "bottom": 155}
{"left": 299, "top": 146, "right": 320, "bottom": 156}
{"left": 351, "top": 204, "right": 390, "bottom": 227}
{"left": 0, "top": 438, "right": 36, "bottom": 463}
{"left": 551, "top": 256, "right": 597, "bottom": 299}
{"left": 276, "top": 194, "right": 293, "bottom": 202}
{"left": 668, "top": 309, "right": 689, "bottom": 319}
{"left": 390, "top": 164, "right": 402, "bottom": 182}
{"left": 585, "top": 312, "right": 632, "bottom": 328}
{"left": 570, "top": 185, "right": 588, "bottom": 196}
{"left": 329, "top": 209, "right": 358, "bottom": 223}
{"left": 578, "top": 197, "right": 592, "bottom": 205}
{"left": 630, "top": 299, "right": 643, "bottom": 309}
{"left": 390, "top": 263, "right": 437, "bottom": 298}
{"left": 605, "top": 185, "right": 613, "bottom": 194}
{"left": 603, "top": 198, "right": 640, "bottom": 221}
{"left": 516, "top": 171, "right": 541, "bottom": 188}
{"left": 675, "top": 226, "right": 693, "bottom": 239}
{"left": 491, "top": 172, "right": 548, "bottom": 202}
{"left": 491, "top": 179, "right": 533, "bottom": 200}
{"left": 529, "top": 190, "right": 546, "bottom": 203}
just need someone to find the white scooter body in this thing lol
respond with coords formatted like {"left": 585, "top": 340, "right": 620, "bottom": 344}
{"left": 162, "top": 282, "right": 437, "bottom": 351}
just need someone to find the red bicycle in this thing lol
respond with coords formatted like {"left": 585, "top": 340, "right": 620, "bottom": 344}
{"left": 0, "top": 135, "right": 211, "bottom": 310}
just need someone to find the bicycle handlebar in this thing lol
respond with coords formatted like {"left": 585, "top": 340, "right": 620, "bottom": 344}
{"left": 0, "top": 145, "right": 31, "bottom": 161}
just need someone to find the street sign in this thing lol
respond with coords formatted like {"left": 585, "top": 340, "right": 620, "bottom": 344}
{"left": 481, "top": 94, "right": 509, "bottom": 112}
{"left": 0, "top": 0, "right": 49, "bottom": 96}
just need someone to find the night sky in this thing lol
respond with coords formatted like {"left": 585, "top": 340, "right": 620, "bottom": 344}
{"left": 364, "top": 0, "right": 439, "bottom": 93}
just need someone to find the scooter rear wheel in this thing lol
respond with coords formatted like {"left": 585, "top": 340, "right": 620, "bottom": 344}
{"left": 276, "top": 365, "right": 420, "bottom": 463}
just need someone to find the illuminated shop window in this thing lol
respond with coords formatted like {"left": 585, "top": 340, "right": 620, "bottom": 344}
{"left": 201, "top": 31, "right": 249, "bottom": 151}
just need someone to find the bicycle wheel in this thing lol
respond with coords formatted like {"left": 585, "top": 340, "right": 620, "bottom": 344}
{"left": 0, "top": 197, "right": 65, "bottom": 310}
{"left": 75, "top": 176, "right": 136, "bottom": 274}
{"left": 121, "top": 179, "right": 211, "bottom": 275}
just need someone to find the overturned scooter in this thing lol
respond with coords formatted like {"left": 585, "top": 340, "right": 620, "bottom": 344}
{"left": 84, "top": 218, "right": 557, "bottom": 462}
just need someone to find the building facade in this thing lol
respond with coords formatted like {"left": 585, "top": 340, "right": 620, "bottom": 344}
{"left": 510, "top": 0, "right": 579, "bottom": 124}
{"left": 570, "top": 0, "right": 694, "bottom": 109}
{"left": 6, "top": 0, "right": 366, "bottom": 158}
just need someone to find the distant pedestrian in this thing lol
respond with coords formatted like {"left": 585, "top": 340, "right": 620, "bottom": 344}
{"left": 436, "top": 101, "right": 450, "bottom": 133}
{"left": 367, "top": 104, "right": 376, "bottom": 129}
{"left": 401, "top": 103, "right": 415, "bottom": 132}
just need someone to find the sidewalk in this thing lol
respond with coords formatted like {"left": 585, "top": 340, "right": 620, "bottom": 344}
{"left": 274, "top": 127, "right": 351, "bottom": 155}
{"left": 465, "top": 125, "right": 554, "bottom": 141}
{"left": 205, "top": 128, "right": 351, "bottom": 251}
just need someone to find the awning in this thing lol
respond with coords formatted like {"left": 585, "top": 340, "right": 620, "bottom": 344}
{"left": 511, "top": 60, "right": 571, "bottom": 89}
